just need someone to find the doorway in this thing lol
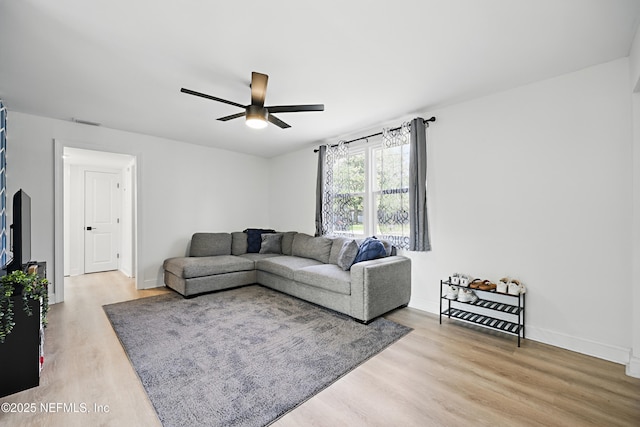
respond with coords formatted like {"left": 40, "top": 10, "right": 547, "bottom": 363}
{"left": 62, "top": 147, "right": 136, "bottom": 283}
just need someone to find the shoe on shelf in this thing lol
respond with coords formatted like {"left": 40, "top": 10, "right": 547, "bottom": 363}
{"left": 451, "top": 273, "right": 460, "bottom": 285}
{"left": 445, "top": 285, "right": 458, "bottom": 299}
{"left": 497, "top": 277, "right": 509, "bottom": 293}
{"left": 459, "top": 274, "right": 472, "bottom": 287}
{"left": 469, "top": 278, "right": 483, "bottom": 289}
{"left": 507, "top": 279, "right": 526, "bottom": 295}
{"left": 470, "top": 279, "right": 497, "bottom": 291}
{"left": 478, "top": 280, "right": 497, "bottom": 291}
{"left": 458, "top": 288, "right": 478, "bottom": 303}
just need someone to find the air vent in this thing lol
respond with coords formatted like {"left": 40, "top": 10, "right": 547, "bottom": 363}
{"left": 71, "top": 118, "right": 101, "bottom": 126}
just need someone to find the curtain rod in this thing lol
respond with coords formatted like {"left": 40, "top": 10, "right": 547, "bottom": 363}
{"left": 313, "top": 116, "right": 436, "bottom": 152}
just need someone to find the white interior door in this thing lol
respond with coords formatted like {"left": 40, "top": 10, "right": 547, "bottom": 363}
{"left": 84, "top": 171, "right": 120, "bottom": 273}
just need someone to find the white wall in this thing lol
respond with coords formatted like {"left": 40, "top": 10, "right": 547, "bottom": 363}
{"left": 6, "top": 112, "right": 271, "bottom": 295}
{"left": 629, "top": 24, "right": 640, "bottom": 377}
{"left": 268, "top": 149, "right": 318, "bottom": 234}
{"left": 269, "top": 58, "right": 634, "bottom": 366}
{"left": 630, "top": 23, "right": 640, "bottom": 91}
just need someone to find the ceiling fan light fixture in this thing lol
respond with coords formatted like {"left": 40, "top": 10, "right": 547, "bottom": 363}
{"left": 182, "top": 72, "right": 324, "bottom": 130}
{"left": 246, "top": 117, "right": 268, "bottom": 129}
{"left": 245, "top": 105, "right": 268, "bottom": 129}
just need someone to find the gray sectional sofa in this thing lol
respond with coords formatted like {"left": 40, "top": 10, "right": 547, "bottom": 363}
{"left": 163, "top": 231, "right": 411, "bottom": 323}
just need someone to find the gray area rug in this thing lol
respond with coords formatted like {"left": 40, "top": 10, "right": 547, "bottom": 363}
{"left": 103, "top": 285, "right": 411, "bottom": 427}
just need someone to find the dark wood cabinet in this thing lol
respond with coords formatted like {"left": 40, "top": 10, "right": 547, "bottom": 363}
{"left": 0, "top": 297, "right": 42, "bottom": 397}
{"left": 0, "top": 261, "right": 47, "bottom": 397}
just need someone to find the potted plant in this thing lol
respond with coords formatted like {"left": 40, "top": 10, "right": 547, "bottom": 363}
{"left": 0, "top": 270, "right": 49, "bottom": 344}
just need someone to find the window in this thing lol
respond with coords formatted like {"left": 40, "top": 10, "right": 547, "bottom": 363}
{"left": 318, "top": 118, "right": 431, "bottom": 252}
{"left": 323, "top": 135, "right": 411, "bottom": 249}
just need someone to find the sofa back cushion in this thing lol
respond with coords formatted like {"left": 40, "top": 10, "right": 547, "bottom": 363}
{"left": 291, "top": 233, "right": 333, "bottom": 263}
{"left": 231, "top": 232, "right": 248, "bottom": 255}
{"left": 280, "top": 231, "right": 297, "bottom": 255}
{"left": 329, "top": 237, "right": 350, "bottom": 265}
{"left": 259, "top": 233, "right": 283, "bottom": 254}
{"left": 337, "top": 239, "right": 359, "bottom": 270}
{"left": 189, "top": 233, "right": 232, "bottom": 257}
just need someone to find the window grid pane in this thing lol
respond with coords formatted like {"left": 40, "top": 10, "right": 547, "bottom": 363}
{"left": 373, "top": 144, "right": 410, "bottom": 249}
{"left": 327, "top": 148, "right": 365, "bottom": 236}
{"left": 331, "top": 193, "right": 365, "bottom": 235}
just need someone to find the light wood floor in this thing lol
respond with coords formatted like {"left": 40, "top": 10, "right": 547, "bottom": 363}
{"left": 1, "top": 272, "right": 638, "bottom": 427}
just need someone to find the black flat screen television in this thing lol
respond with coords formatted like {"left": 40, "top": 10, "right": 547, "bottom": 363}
{"left": 7, "top": 189, "right": 31, "bottom": 273}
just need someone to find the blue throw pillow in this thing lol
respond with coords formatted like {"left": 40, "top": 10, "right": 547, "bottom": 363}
{"left": 353, "top": 237, "right": 387, "bottom": 265}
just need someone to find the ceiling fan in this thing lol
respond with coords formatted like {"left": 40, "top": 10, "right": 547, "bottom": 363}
{"left": 181, "top": 72, "right": 324, "bottom": 129}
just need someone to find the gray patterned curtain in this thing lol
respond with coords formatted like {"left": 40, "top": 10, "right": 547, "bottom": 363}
{"left": 409, "top": 117, "right": 431, "bottom": 251}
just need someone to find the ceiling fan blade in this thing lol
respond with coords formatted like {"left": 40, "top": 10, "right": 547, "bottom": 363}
{"left": 267, "top": 114, "right": 291, "bottom": 129}
{"left": 266, "top": 104, "right": 325, "bottom": 113}
{"left": 181, "top": 88, "right": 245, "bottom": 109}
{"left": 251, "top": 72, "right": 268, "bottom": 107}
{"left": 217, "top": 112, "right": 246, "bottom": 122}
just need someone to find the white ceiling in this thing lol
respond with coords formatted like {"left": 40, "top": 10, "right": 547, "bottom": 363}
{"left": 1, "top": 0, "right": 639, "bottom": 158}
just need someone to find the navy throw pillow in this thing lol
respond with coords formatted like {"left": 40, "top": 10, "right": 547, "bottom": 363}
{"left": 353, "top": 237, "right": 387, "bottom": 265}
{"left": 244, "top": 228, "right": 276, "bottom": 253}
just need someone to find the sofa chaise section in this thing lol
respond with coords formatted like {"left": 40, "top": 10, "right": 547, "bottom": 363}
{"left": 163, "top": 233, "right": 257, "bottom": 297}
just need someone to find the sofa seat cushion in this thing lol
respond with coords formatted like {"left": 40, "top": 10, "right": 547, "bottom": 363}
{"left": 256, "top": 256, "right": 323, "bottom": 280}
{"left": 294, "top": 264, "right": 351, "bottom": 295}
{"left": 164, "top": 255, "right": 254, "bottom": 279}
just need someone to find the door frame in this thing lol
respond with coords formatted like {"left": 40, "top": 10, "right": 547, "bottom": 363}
{"left": 54, "top": 140, "right": 142, "bottom": 304}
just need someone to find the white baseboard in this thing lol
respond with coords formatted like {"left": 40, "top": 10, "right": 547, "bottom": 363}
{"left": 408, "top": 297, "right": 440, "bottom": 315}
{"left": 141, "top": 278, "right": 162, "bottom": 290}
{"left": 626, "top": 355, "right": 640, "bottom": 378}
{"left": 407, "top": 297, "right": 634, "bottom": 372}
{"left": 119, "top": 267, "right": 133, "bottom": 278}
{"left": 525, "top": 325, "right": 631, "bottom": 365}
